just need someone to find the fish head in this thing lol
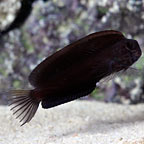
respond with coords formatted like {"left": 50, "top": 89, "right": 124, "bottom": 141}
{"left": 111, "top": 39, "right": 142, "bottom": 72}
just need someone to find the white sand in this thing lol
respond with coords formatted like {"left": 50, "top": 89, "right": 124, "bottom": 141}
{"left": 1, "top": 101, "right": 144, "bottom": 144}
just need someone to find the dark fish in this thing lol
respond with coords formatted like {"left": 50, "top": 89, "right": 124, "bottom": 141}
{"left": 10, "top": 30, "right": 142, "bottom": 125}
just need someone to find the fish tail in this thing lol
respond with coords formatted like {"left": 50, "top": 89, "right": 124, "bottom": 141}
{"left": 9, "top": 89, "right": 40, "bottom": 126}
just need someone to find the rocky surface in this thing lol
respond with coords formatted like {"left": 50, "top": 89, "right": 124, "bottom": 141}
{"left": 0, "top": 0, "right": 20, "bottom": 30}
{"left": 1, "top": 101, "right": 144, "bottom": 144}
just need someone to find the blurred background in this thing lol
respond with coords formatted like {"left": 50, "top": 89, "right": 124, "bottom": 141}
{"left": 0, "top": 0, "right": 144, "bottom": 105}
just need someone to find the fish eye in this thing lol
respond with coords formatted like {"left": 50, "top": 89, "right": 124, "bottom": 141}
{"left": 126, "top": 41, "right": 131, "bottom": 49}
{"left": 126, "top": 39, "right": 138, "bottom": 51}
{"left": 125, "top": 43, "right": 132, "bottom": 52}
{"left": 126, "top": 40, "right": 138, "bottom": 53}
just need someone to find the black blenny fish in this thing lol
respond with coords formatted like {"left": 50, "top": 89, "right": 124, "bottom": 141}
{"left": 10, "top": 30, "right": 142, "bottom": 125}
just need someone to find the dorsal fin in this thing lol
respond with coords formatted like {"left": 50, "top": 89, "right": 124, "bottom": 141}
{"left": 29, "top": 30, "right": 125, "bottom": 88}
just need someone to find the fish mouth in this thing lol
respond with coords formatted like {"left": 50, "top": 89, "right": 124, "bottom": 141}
{"left": 131, "top": 50, "right": 142, "bottom": 62}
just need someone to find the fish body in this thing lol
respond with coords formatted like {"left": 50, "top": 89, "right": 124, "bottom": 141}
{"left": 10, "top": 30, "right": 142, "bottom": 125}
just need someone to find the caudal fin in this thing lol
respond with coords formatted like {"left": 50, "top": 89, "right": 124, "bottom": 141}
{"left": 9, "top": 90, "right": 40, "bottom": 126}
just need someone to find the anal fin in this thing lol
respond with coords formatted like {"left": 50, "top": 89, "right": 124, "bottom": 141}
{"left": 42, "top": 85, "right": 96, "bottom": 109}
